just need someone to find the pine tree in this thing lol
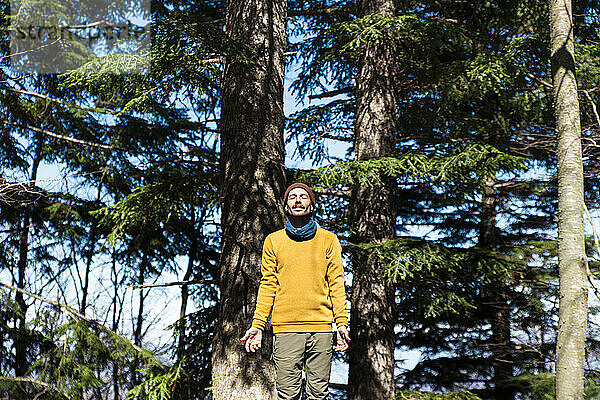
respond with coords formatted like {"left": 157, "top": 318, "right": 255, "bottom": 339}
{"left": 347, "top": 1, "right": 397, "bottom": 399}
{"left": 210, "top": 0, "right": 287, "bottom": 397}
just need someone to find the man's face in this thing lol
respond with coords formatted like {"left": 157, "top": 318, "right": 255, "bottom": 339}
{"left": 286, "top": 188, "right": 312, "bottom": 217}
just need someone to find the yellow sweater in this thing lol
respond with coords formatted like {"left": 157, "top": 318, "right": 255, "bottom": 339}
{"left": 251, "top": 227, "right": 348, "bottom": 333}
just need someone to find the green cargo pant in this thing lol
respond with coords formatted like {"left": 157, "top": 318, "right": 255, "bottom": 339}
{"left": 272, "top": 332, "right": 334, "bottom": 400}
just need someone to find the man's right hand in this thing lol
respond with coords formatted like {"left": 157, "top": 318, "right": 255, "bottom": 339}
{"left": 240, "top": 327, "right": 263, "bottom": 352}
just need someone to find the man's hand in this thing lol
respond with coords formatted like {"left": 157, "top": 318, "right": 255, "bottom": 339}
{"left": 240, "top": 327, "right": 263, "bottom": 353}
{"left": 334, "top": 325, "right": 350, "bottom": 352}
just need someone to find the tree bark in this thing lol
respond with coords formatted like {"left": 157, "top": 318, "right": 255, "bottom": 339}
{"left": 347, "top": 1, "right": 397, "bottom": 399}
{"left": 210, "top": 0, "right": 286, "bottom": 397}
{"left": 550, "top": 0, "right": 587, "bottom": 399}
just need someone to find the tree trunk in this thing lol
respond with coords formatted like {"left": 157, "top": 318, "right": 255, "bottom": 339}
{"left": 111, "top": 246, "right": 122, "bottom": 400}
{"left": 132, "top": 254, "right": 147, "bottom": 387}
{"left": 347, "top": 1, "right": 397, "bottom": 399}
{"left": 210, "top": 0, "right": 286, "bottom": 397}
{"left": 550, "top": 0, "right": 587, "bottom": 399}
{"left": 478, "top": 175, "right": 513, "bottom": 400}
{"left": 178, "top": 211, "right": 197, "bottom": 360}
{"left": 14, "top": 135, "right": 43, "bottom": 377}
{"left": 80, "top": 181, "right": 103, "bottom": 315}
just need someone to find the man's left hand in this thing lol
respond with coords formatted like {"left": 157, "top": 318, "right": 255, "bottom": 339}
{"left": 334, "top": 325, "right": 350, "bottom": 352}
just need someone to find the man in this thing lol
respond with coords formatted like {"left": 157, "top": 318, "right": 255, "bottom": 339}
{"left": 241, "top": 182, "right": 350, "bottom": 400}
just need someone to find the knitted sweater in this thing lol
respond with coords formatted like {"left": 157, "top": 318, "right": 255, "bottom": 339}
{"left": 251, "top": 227, "right": 349, "bottom": 333}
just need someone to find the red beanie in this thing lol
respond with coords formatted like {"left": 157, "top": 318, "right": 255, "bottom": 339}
{"left": 283, "top": 183, "right": 316, "bottom": 205}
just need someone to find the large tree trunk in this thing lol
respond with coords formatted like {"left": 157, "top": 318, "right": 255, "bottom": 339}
{"left": 210, "top": 0, "right": 286, "bottom": 397}
{"left": 550, "top": 0, "right": 587, "bottom": 399}
{"left": 347, "top": 1, "right": 397, "bottom": 399}
{"left": 478, "top": 175, "right": 513, "bottom": 400}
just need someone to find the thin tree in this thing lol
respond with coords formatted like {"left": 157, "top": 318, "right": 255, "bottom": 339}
{"left": 550, "top": 0, "right": 587, "bottom": 398}
{"left": 210, "top": 0, "right": 287, "bottom": 397}
{"left": 13, "top": 133, "right": 44, "bottom": 380}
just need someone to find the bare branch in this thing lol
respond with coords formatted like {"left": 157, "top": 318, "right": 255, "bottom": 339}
{"left": 583, "top": 201, "right": 600, "bottom": 300}
{"left": 65, "top": 20, "right": 109, "bottom": 29}
{"left": 308, "top": 87, "right": 354, "bottom": 100}
{"left": 584, "top": 201, "right": 600, "bottom": 262}
{"left": 127, "top": 280, "right": 215, "bottom": 289}
{"left": 420, "top": 15, "right": 459, "bottom": 24}
{"left": 288, "top": 6, "right": 353, "bottom": 17}
{"left": 0, "top": 177, "right": 45, "bottom": 205}
{"left": 313, "top": 187, "right": 352, "bottom": 198}
{"left": 526, "top": 72, "right": 553, "bottom": 89}
{"left": 201, "top": 51, "right": 297, "bottom": 64}
{"left": 285, "top": 117, "right": 354, "bottom": 141}
{"left": 319, "top": 133, "right": 354, "bottom": 141}
{"left": 584, "top": 90, "right": 600, "bottom": 128}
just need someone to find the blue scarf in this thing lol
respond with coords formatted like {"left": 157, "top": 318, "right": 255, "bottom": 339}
{"left": 285, "top": 216, "right": 318, "bottom": 241}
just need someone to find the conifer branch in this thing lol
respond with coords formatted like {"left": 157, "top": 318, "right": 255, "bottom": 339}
{"left": 0, "top": 376, "right": 70, "bottom": 399}
{"left": 0, "top": 281, "right": 89, "bottom": 321}
{"left": 0, "top": 281, "right": 159, "bottom": 363}
{"left": 4, "top": 87, "right": 118, "bottom": 115}
{"left": 3, "top": 120, "right": 114, "bottom": 150}
{"left": 3, "top": 121, "right": 218, "bottom": 166}
{"left": 0, "top": 72, "right": 35, "bottom": 84}
{"left": 0, "top": 38, "right": 61, "bottom": 61}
